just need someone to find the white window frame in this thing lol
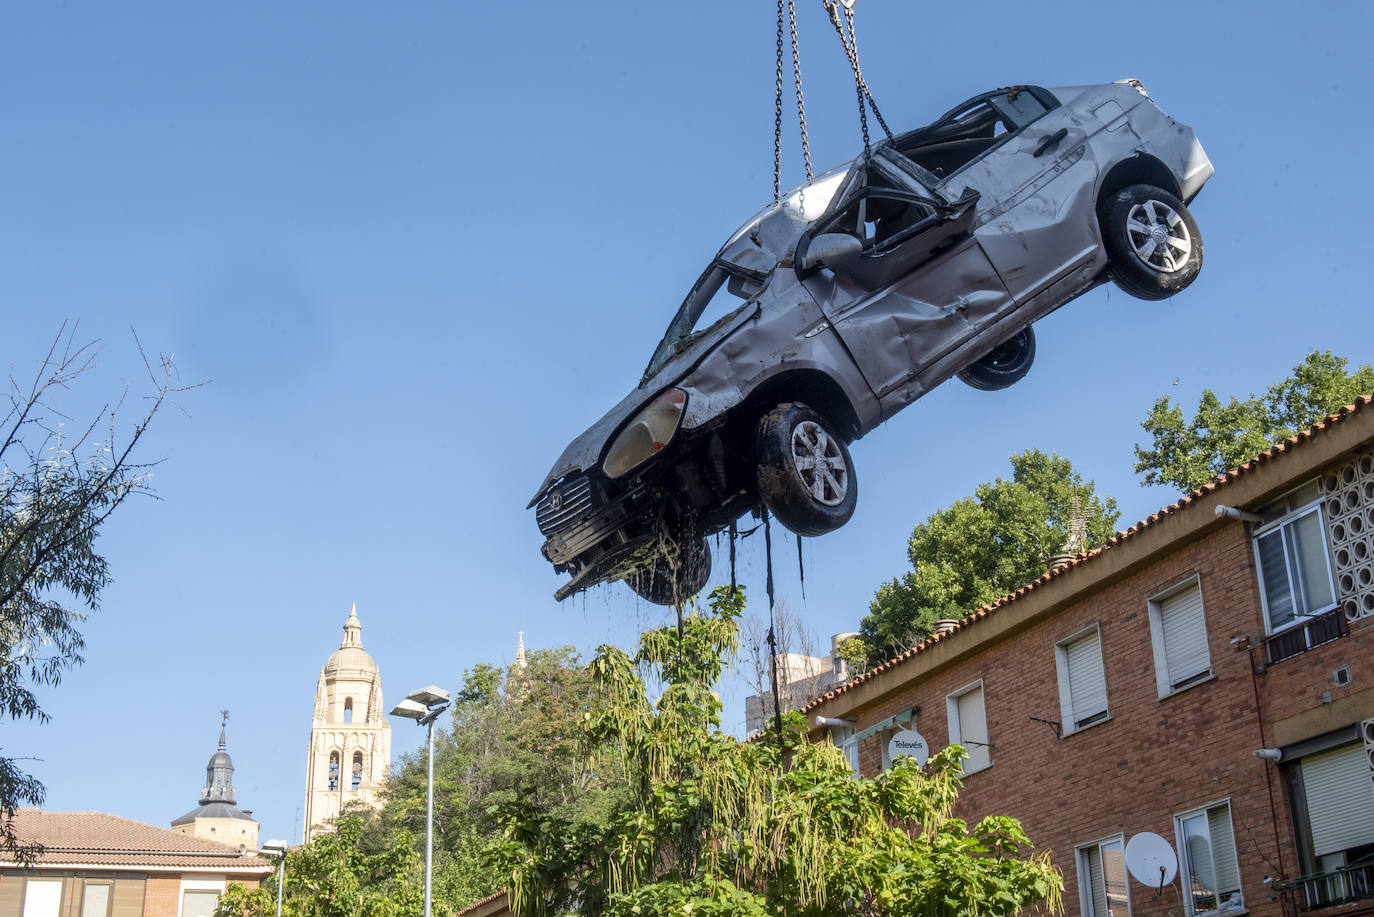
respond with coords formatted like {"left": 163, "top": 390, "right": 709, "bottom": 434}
{"left": 946, "top": 679, "right": 991, "bottom": 774}
{"left": 177, "top": 876, "right": 227, "bottom": 917}
{"left": 829, "top": 724, "right": 860, "bottom": 776}
{"left": 1251, "top": 483, "right": 1337, "bottom": 634}
{"left": 1075, "top": 834, "right": 1131, "bottom": 917}
{"left": 21, "top": 878, "right": 65, "bottom": 917}
{"left": 79, "top": 880, "right": 113, "bottom": 917}
{"left": 1054, "top": 623, "right": 1109, "bottom": 735}
{"left": 1174, "top": 799, "right": 1244, "bottom": 917}
{"left": 1148, "top": 575, "right": 1214, "bottom": 698}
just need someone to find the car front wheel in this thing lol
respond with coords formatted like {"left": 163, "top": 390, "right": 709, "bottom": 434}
{"left": 958, "top": 326, "right": 1036, "bottom": 391}
{"left": 755, "top": 402, "right": 857, "bottom": 537}
{"left": 1100, "top": 184, "right": 1203, "bottom": 301}
{"left": 624, "top": 533, "right": 711, "bottom": 606}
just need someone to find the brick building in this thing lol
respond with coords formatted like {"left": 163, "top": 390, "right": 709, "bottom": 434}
{"left": 803, "top": 397, "right": 1374, "bottom": 917}
{"left": 0, "top": 810, "right": 273, "bottom": 917}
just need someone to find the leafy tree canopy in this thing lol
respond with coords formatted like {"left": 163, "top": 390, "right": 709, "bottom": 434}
{"left": 490, "top": 586, "right": 1063, "bottom": 917}
{"left": 356, "top": 645, "right": 623, "bottom": 912}
{"left": 214, "top": 815, "right": 422, "bottom": 917}
{"left": 1135, "top": 350, "right": 1374, "bottom": 493}
{"left": 858, "top": 450, "right": 1119, "bottom": 666}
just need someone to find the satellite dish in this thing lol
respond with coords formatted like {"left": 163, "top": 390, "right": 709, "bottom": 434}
{"left": 1125, "top": 832, "right": 1178, "bottom": 888}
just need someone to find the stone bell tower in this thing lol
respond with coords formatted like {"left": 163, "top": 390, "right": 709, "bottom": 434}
{"left": 302, "top": 604, "right": 391, "bottom": 841}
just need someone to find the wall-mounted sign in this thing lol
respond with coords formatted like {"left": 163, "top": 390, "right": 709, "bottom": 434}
{"left": 887, "top": 728, "right": 929, "bottom": 766}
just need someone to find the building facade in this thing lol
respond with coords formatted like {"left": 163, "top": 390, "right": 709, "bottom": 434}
{"left": 302, "top": 605, "right": 391, "bottom": 841}
{"left": 0, "top": 811, "right": 272, "bottom": 917}
{"left": 804, "top": 397, "right": 1374, "bottom": 917}
{"left": 169, "top": 718, "right": 258, "bottom": 850}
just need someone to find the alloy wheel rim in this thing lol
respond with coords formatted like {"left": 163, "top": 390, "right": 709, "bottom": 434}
{"left": 789, "top": 420, "right": 847, "bottom": 506}
{"left": 1125, "top": 199, "right": 1192, "bottom": 273}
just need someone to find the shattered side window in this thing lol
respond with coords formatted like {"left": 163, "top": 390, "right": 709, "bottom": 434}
{"left": 644, "top": 261, "right": 762, "bottom": 380}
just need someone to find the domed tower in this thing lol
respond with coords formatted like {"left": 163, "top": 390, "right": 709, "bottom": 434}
{"left": 302, "top": 604, "right": 391, "bottom": 840}
{"left": 170, "top": 712, "right": 259, "bottom": 849}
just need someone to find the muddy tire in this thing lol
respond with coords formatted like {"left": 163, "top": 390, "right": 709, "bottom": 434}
{"left": 1100, "top": 184, "right": 1203, "bottom": 301}
{"left": 958, "top": 326, "right": 1036, "bottom": 391}
{"left": 625, "top": 535, "right": 711, "bottom": 606}
{"left": 755, "top": 402, "right": 857, "bottom": 537}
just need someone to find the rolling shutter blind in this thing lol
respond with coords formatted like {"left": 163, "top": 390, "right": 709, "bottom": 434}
{"left": 0, "top": 875, "right": 25, "bottom": 916}
{"left": 1160, "top": 584, "right": 1210, "bottom": 687}
{"left": 1302, "top": 744, "right": 1374, "bottom": 856}
{"left": 110, "top": 877, "right": 145, "bottom": 917}
{"left": 1064, "top": 631, "right": 1107, "bottom": 727}
{"left": 956, "top": 687, "right": 989, "bottom": 771}
{"left": 1207, "top": 806, "right": 1240, "bottom": 897}
{"left": 1084, "top": 846, "right": 1107, "bottom": 917}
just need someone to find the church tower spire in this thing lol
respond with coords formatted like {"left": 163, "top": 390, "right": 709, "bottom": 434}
{"left": 201, "top": 710, "right": 236, "bottom": 805}
{"left": 303, "top": 604, "right": 391, "bottom": 841}
{"left": 170, "top": 711, "right": 258, "bottom": 848}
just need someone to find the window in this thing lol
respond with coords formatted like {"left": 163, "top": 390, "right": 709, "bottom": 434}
{"left": 829, "top": 724, "right": 860, "bottom": 776}
{"left": 1149, "top": 578, "right": 1212, "bottom": 697}
{"left": 1296, "top": 743, "right": 1374, "bottom": 871}
{"left": 21, "top": 879, "right": 64, "bottom": 917}
{"left": 1055, "top": 625, "right": 1108, "bottom": 733}
{"left": 1253, "top": 481, "right": 1336, "bottom": 632}
{"left": 351, "top": 751, "right": 364, "bottom": 790}
{"left": 80, "top": 882, "right": 111, "bottom": 917}
{"left": 328, "top": 751, "right": 340, "bottom": 791}
{"left": 1077, "top": 836, "right": 1129, "bottom": 917}
{"left": 1176, "top": 801, "right": 1243, "bottom": 916}
{"left": 946, "top": 680, "right": 991, "bottom": 773}
{"left": 181, "top": 890, "right": 219, "bottom": 917}
{"left": 343, "top": 697, "right": 353, "bottom": 723}
{"left": 179, "top": 878, "right": 225, "bottom": 917}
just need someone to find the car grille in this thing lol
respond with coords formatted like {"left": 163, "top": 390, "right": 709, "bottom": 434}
{"left": 536, "top": 474, "right": 593, "bottom": 536}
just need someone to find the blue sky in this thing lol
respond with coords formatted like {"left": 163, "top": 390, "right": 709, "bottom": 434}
{"left": 4, "top": 1, "right": 1373, "bottom": 847}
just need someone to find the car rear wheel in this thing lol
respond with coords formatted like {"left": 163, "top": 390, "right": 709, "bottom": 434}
{"left": 958, "top": 326, "right": 1036, "bottom": 391}
{"left": 1100, "top": 184, "right": 1203, "bottom": 301}
{"left": 755, "top": 402, "right": 857, "bottom": 537}
{"left": 624, "top": 534, "right": 711, "bottom": 606}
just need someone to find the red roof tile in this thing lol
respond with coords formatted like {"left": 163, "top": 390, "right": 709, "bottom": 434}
{"left": 1, "top": 810, "right": 274, "bottom": 872}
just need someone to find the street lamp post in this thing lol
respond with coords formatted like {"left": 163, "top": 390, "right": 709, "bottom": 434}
{"left": 390, "top": 685, "right": 450, "bottom": 917}
{"left": 260, "top": 839, "right": 289, "bottom": 917}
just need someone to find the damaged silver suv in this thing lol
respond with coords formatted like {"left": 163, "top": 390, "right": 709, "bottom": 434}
{"left": 531, "top": 80, "right": 1212, "bottom": 604}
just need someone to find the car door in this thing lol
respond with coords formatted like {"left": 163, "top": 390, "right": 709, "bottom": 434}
{"left": 797, "top": 148, "right": 1010, "bottom": 401}
{"left": 931, "top": 87, "right": 1098, "bottom": 308}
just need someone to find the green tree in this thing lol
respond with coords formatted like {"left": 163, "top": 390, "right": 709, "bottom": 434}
{"left": 1135, "top": 350, "right": 1374, "bottom": 493}
{"left": 859, "top": 450, "right": 1119, "bottom": 665}
{"left": 215, "top": 816, "right": 423, "bottom": 917}
{"left": 2, "top": 328, "right": 183, "bottom": 860}
{"left": 489, "top": 586, "right": 1063, "bottom": 917}
{"left": 366, "top": 646, "right": 623, "bottom": 912}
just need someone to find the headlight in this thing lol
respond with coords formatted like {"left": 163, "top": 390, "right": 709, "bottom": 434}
{"left": 603, "top": 389, "right": 687, "bottom": 479}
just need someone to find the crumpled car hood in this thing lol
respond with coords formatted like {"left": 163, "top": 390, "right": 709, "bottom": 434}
{"left": 527, "top": 301, "right": 760, "bottom": 507}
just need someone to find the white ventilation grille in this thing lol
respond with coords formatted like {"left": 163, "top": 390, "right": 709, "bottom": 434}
{"left": 1321, "top": 452, "right": 1374, "bottom": 623}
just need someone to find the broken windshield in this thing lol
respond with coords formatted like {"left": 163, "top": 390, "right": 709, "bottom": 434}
{"left": 643, "top": 259, "right": 766, "bottom": 380}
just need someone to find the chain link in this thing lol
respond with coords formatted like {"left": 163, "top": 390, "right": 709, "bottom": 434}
{"left": 773, "top": 0, "right": 786, "bottom": 205}
{"left": 824, "top": 0, "right": 893, "bottom": 148}
{"left": 789, "top": 0, "right": 812, "bottom": 183}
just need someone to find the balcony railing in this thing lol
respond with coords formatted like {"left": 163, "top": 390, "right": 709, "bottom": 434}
{"left": 1263, "top": 607, "right": 1348, "bottom": 665}
{"left": 1274, "top": 859, "right": 1374, "bottom": 911}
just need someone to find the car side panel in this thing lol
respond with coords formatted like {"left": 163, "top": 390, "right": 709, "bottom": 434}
{"left": 804, "top": 238, "right": 1010, "bottom": 401}
{"left": 678, "top": 271, "right": 881, "bottom": 434}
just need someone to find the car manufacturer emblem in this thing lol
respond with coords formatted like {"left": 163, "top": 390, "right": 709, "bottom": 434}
{"left": 549, "top": 489, "right": 564, "bottom": 511}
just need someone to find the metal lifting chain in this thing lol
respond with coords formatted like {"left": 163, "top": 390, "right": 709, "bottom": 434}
{"left": 773, "top": 0, "right": 813, "bottom": 204}
{"left": 823, "top": 0, "right": 893, "bottom": 148}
